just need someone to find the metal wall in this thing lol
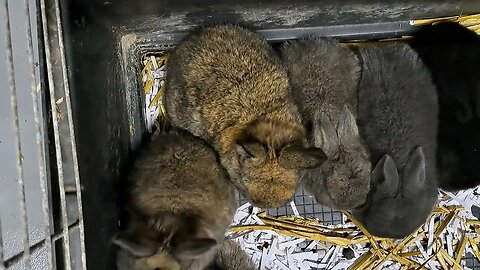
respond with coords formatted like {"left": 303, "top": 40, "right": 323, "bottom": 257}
{"left": 0, "top": 0, "right": 86, "bottom": 268}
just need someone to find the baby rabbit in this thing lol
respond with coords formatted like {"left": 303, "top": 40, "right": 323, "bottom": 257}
{"left": 206, "top": 240, "right": 255, "bottom": 270}
{"left": 280, "top": 37, "right": 371, "bottom": 210}
{"left": 410, "top": 22, "right": 480, "bottom": 123}
{"left": 113, "top": 129, "right": 238, "bottom": 270}
{"left": 165, "top": 24, "right": 326, "bottom": 208}
{"left": 351, "top": 43, "right": 439, "bottom": 239}
{"left": 409, "top": 22, "right": 480, "bottom": 191}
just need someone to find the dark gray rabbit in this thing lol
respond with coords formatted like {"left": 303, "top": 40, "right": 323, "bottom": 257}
{"left": 113, "top": 129, "right": 238, "bottom": 270}
{"left": 280, "top": 37, "right": 371, "bottom": 210}
{"left": 351, "top": 43, "right": 439, "bottom": 239}
{"left": 409, "top": 22, "right": 480, "bottom": 191}
{"left": 165, "top": 25, "right": 326, "bottom": 208}
{"left": 206, "top": 240, "right": 255, "bottom": 270}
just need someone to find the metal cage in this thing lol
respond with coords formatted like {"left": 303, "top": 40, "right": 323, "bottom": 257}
{"left": 1, "top": 0, "right": 480, "bottom": 269}
{"left": 0, "top": 0, "right": 86, "bottom": 269}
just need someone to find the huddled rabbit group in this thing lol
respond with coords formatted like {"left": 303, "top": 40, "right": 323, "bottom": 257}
{"left": 113, "top": 22, "right": 480, "bottom": 269}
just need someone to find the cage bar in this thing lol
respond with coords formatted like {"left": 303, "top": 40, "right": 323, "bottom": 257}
{"left": 23, "top": 0, "right": 54, "bottom": 268}
{"left": 3, "top": 221, "right": 79, "bottom": 268}
{"left": 38, "top": 0, "right": 72, "bottom": 267}
{"left": 1, "top": 0, "right": 32, "bottom": 268}
{"left": 39, "top": 0, "right": 87, "bottom": 268}
{"left": 51, "top": 0, "right": 88, "bottom": 265}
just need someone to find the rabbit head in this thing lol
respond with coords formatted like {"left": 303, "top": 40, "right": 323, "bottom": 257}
{"left": 114, "top": 213, "right": 218, "bottom": 270}
{"left": 229, "top": 119, "right": 327, "bottom": 208}
{"left": 351, "top": 147, "right": 438, "bottom": 238}
{"left": 312, "top": 106, "right": 371, "bottom": 209}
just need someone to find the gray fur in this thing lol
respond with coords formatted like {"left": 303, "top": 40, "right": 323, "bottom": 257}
{"left": 113, "top": 129, "right": 238, "bottom": 270}
{"left": 351, "top": 43, "right": 439, "bottom": 239}
{"left": 206, "top": 240, "right": 255, "bottom": 270}
{"left": 281, "top": 37, "right": 371, "bottom": 210}
{"left": 165, "top": 25, "right": 326, "bottom": 208}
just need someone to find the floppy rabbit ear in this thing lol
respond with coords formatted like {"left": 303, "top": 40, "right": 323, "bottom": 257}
{"left": 278, "top": 144, "right": 327, "bottom": 169}
{"left": 112, "top": 230, "right": 158, "bottom": 258}
{"left": 338, "top": 105, "right": 360, "bottom": 150}
{"left": 371, "top": 154, "right": 399, "bottom": 196}
{"left": 402, "top": 147, "right": 427, "bottom": 193}
{"left": 312, "top": 111, "right": 338, "bottom": 156}
{"left": 235, "top": 141, "right": 266, "bottom": 161}
{"left": 175, "top": 238, "right": 217, "bottom": 259}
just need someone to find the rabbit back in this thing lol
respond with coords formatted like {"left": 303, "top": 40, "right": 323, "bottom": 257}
{"left": 409, "top": 21, "right": 480, "bottom": 122}
{"left": 352, "top": 43, "right": 439, "bottom": 238}
{"left": 356, "top": 43, "right": 438, "bottom": 174}
{"left": 165, "top": 24, "right": 300, "bottom": 147}
{"left": 410, "top": 22, "right": 480, "bottom": 191}
{"left": 114, "top": 129, "right": 238, "bottom": 270}
{"left": 281, "top": 37, "right": 370, "bottom": 209}
{"left": 164, "top": 25, "right": 327, "bottom": 208}
{"left": 128, "top": 129, "right": 237, "bottom": 229}
{"left": 281, "top": 37, "right": 361, "bottom": 129}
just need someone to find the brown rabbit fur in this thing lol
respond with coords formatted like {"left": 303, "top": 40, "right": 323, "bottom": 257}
{"left": 113, "top": 129, "right": 238, "bottom": 270}
{"left": 165, "top": 24, "right": 326, "bottom": 208}
{"left": 281, "top": 37, "right": 371, "bottom": 209}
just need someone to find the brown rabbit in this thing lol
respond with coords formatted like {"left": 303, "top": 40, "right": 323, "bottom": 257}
{"left": 280, "top": 37, "right": 371, "bottom": 209}
{"left": 113, "top": 129, "right": 238, "bottom": 270}
{"left": 165, "top": 24, "right": 326, "bottom": 208}
{"left": 206, "top": 240, "right": 255, "bottom": 270}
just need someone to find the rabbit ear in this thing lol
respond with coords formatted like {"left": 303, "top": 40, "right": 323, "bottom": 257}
{"left": 175, "top": 238, "right": 217, "bottom": 259}
{"left": 371, "top": 154, "right": 399, "bottom": 196}
{"left": 112, "top": 231, "right": 158, "bottom": 258}
{"left": 313, "top": 111, "right": 338, "bottom": 156}
{"left": 402, "top": 147, "right": 427, "bottom": 193}
{"left": 235, "top": 141, "right": 266, "bottom": 160}
{"left": 338, "top": 105, "right": 360, "bottom": 150}
{"left": 278, "top": 144, "right": 327, "bottom": 169}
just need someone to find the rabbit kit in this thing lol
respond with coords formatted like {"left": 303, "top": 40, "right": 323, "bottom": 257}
{"left": 165, "top": 25, "right": 327, "bottom": 209}
{"left": 115, "top": 22, "right": 480, "bottom": 269}
{"left": 114, "top": 129, "right": 238, "bottom": 270}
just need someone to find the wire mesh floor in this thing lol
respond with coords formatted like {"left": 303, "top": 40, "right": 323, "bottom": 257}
{"left": 239, "top": 188, "right": 344, "bottom": 225}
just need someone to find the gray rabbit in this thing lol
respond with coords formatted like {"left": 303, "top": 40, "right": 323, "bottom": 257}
{"left": 280, "top": 37, "right": 371, "bottom": 210}
{"left": 113, "top": 129, "right": 238, "bottom": 270}
{"left": 165, "top": 25, "right": 326, "bottom": 208}
{"left": 350, "top": 43, "right": 439, "bottom": 239}
{"left": 206, "top": 240, "right": 255, "bottom": 270}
